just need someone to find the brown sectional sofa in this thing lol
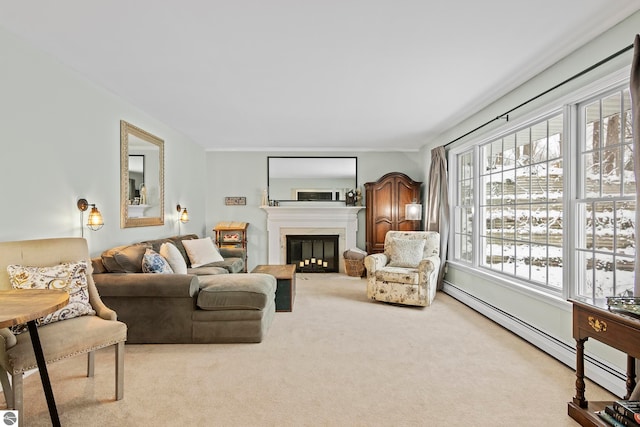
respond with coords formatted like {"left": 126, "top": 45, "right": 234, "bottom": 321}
{"left": 92, "top": 234, "right": 276, "bottom": 344}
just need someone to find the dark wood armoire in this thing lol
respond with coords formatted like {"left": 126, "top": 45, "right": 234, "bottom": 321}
{"left": 365, "top": 172, "right": 422, "bottom": 254}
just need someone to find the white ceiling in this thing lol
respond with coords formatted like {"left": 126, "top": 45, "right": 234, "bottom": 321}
{"left": 1, "top": 1, "right": 639, "bottom": 152}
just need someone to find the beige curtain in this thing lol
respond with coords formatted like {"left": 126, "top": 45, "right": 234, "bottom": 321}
{"left": 632, "top": 34, "right": 640, "bottom": 297}
{"left": 629, "top": 37, "right": 640, "bottom": 403}
{"left": 426, "top": 146, "right": 449, "bottom": 289}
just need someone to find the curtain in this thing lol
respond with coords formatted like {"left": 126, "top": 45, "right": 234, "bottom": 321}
{"left": 632, "top": 34, "right": 640, "bottom": 298}
{"left": 426, "top": 146, "right": 449, "bottom": 289}
{"left": 624, "top": 35, "right": 640, "bottom": 401}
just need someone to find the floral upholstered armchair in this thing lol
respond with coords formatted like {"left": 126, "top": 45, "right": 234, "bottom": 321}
{"left": 364, "top": 231, "right": 440, "bottom": 307}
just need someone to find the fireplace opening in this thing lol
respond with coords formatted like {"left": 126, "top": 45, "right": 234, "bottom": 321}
{"left": 286, "top": 235, "right": 339, "bottom": 273}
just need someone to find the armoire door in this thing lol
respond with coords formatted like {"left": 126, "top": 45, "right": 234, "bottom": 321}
{"left": 365, "top": 172, "right": 422, "bottom": 254}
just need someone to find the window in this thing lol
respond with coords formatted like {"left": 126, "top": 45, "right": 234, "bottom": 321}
{"left": 478, "top": 114, "right": 564, "bottom": 291}
{"left": 454, "top": 150, "right": 474, "bottom": 263}
{"left": 450, "top": 80, "right": 635, "bottom": 301}
{"left": 575, "top": 88, "right": 635, "bottom": 301}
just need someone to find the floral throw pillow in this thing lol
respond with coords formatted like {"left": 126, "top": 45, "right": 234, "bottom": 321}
{"left": 388, "top": 238, "right": 426, "bottom": 268}
{"left": 141, "top": 248, "right": 174, "bottom": 274}
{"left": 7, "top": 261, "right": 96, "bottom": 334}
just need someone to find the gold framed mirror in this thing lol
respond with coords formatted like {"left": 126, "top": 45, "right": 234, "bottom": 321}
{"left": 120, "top": 120, "right": 164, "bottom": 228}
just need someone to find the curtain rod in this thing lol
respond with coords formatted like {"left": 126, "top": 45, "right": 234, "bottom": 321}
{"left": 444, "top": 42, "right": 635, "bottom": 148}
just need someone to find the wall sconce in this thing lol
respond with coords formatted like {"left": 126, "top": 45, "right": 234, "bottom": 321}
{"left": 77, "top": 198, "right": 104, "bottom": 237}
{"left": 405, "top": 200, "right": 422, "bottom": 221}
{"left": 176, "top": 205, "right": 189, "bottom": 223}
{"left": 177, "top": 204, "right": 189, "bottom": 235}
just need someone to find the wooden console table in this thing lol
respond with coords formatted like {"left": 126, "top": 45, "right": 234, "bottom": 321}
{"left": 568, "top": 298, "right": 640, "bottom": 426}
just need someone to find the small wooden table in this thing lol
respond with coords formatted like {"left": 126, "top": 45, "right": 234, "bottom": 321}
{"left": 213, "top": 222, "right": 249, "bottom": 272}
{"left": 251, "top": 264, "right": 296, "bottom": 312}
{"left": 0, "top": 289, "right": 69, "bottom": 427}
{"left": 568, "top": 298, "right": 640, "bottom": 426}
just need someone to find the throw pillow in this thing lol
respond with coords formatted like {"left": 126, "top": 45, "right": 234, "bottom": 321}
{"left": 182, "top": 237, "right": 224, "bottom": 268}
{"left": 141, "top": 248, "right": 174, "bottom": 274}
{"left": 387, "top": 238, "right": 426, "bottom": 268}
{"left": 7, "top": 261, "right": 96, "bottom": 334}
{"left": 159, "top": 242, "right": 188, "bottom": 274}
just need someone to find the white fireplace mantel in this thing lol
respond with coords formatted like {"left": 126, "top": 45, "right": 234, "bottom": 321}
{"left": 262, "top": 204, "right": 365, "bottom": 273}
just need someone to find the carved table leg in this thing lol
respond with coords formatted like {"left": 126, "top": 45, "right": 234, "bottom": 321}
{"left": 573, "top": 338, "right": 588, "bottom": 408}
{"left": 626, "top": 355, "right": 636, "bottom": 400}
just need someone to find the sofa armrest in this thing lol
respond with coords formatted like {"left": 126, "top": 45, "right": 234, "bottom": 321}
{"left": 87, "top": 284, "right": 118, "bottom": 321}
{"left": 218, "top": 247, "right": 246, "bottom": 259}
{"left": 418, "top": 255, "right": 439, "bottom": 273}
{"left": 364, "top": 253, "right": 388, "bottom": 274}
{"left": 418, "top": 255, "right": 441, "bottom": 283}
{"left": 0, "top": 327, "right": 17, "bottom": 350}
{"left": 94, "top": 273, "right": 200, "bottom": 298}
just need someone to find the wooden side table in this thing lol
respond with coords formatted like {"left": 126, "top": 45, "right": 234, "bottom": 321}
{"left": 213, "top": 221, "right": 249, "bottom": 272}
{"left": 251, "top": 264, "right": 296, "bottom": 312}
{"left": 568, "top": 298, "right": 640, "bottom": 426}
{"left": 0, "top": 289, "right": 69, "bottom": 427}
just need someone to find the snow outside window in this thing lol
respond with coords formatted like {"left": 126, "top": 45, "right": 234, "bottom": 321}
{"left": 477, "top": 114, "right": 564, "bottom": 291}
{"left": 451, "top": 81, "right": 636, "bottom": 302}
{"left": 454, "top": 150, "right": 474, "bottom": 263}
{"left": 575, "top": 87, "right": 635, "bottom": 302}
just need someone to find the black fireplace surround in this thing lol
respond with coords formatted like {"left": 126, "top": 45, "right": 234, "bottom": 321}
{"left": 286, "top": 235, "right": 339, "bottom": 273}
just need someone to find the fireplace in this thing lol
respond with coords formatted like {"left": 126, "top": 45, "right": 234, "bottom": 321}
{"left": 262, "top": 204, "right": 365, "bottom": 273}
{"left": 286, "top": 235, "right": 339, "bottom": 273}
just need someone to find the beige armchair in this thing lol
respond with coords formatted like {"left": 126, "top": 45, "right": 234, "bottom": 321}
{"left": 364, "top": 231, "right": 440, "bottom": 307}
{"left": 0, "top": 237, "right": 127, "bottom": 419}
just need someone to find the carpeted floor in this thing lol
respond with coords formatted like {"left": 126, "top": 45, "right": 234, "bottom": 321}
{"left": 3, "top": 273, "right": 614, "bottom": 426}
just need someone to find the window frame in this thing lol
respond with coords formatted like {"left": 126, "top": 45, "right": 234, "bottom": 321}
{"left": 446, "top": 66, "right": 632, "bottom": 304}
{"left": 573, "top": 85, "right": 635, "bottom": 303}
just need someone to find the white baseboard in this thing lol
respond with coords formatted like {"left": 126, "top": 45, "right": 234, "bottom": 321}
{"left": 443, "top": 281, "right": 627, "bottom": 398}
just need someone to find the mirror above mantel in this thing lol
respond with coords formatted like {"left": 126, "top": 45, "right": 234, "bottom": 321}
{"left": 120, "top": 120, "right": 164, "bottom": 228}
{"left": 267, "top": 156, "right": 357, "bottom": 202}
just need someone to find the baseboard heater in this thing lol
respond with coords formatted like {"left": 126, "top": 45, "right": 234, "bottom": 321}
{"left": 442, "top": 281, "right": 627, "bottom": 398}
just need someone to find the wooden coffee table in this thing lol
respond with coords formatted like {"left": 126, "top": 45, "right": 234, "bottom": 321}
{"left": 251, "top": 264, "right": 296, "bottom": 312}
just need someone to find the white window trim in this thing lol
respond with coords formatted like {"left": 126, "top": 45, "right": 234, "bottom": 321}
{"left": 446, "top": 65, "right": 632, "bottom": 304}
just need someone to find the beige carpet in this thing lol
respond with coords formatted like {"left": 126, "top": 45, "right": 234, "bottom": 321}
{"left": 4, "top": 273, "right": 614, "bottom": 426}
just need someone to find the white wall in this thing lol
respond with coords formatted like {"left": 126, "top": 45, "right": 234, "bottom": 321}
{"left": 423, "top": 11, "right": 640, "bottom": 394}
{"left": 205, "top": 150, "right": 423, "bottom": 271}
{"left": 0, "top": 27, "right": 208, "bottom": 257}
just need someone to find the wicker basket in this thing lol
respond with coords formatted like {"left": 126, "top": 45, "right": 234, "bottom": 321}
{"left": 344, "top": 258, "right": 365, "bottom": 277}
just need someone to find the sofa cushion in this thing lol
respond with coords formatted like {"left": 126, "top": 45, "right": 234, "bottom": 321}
{"left": 375, "top": 266, "right": 420, "bottom": 285}
{"left": 101, "top": 243, "right": 151, "bottom": 273}
{"left": 183, "top": 237, "right": 224, "bottom": 268}
{"left": 387, "top": 238, "right": 425, "bottom": 268}
{"left": 142, "top": 249, "right": 174, "bottom": 274}
{"left": 7, "top": 261, "right": 96, "bottom": 334}
{"left": 196, "top": 273, "right": 276, "bottom": 311}
{"left": 202, "top": 257, "right": 245, "bottom": 274}
{"left": 188, "top": 266, "right": 229, "bottom": 276}
{"left": 159, "top": 242, "right": 188, "bottom": 274}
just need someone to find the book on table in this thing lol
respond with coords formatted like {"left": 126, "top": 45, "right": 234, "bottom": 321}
{"left": 603, "top": 405, "right": 640, "bottom": 427}
{"left": 598, "top": 409, "right": 626, "bottom": 427}
{"left": 598, "top": 401, "right": 640, "bottom": 427}
{"left": 614, "top": 401, "right": 640, "bottom": 425}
